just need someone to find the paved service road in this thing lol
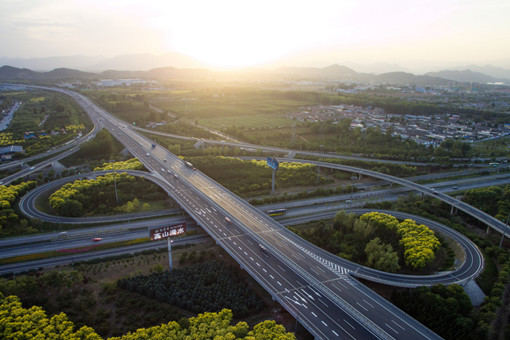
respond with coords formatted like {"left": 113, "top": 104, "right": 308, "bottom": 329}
{"left": 275, "top": 157, "right": 510, "bottom": 237}
{"left": 18, "top": 170, "right": 176, "bottom": 224}
{"left": 0, "top": 234, "right": 210, "bottom": 276}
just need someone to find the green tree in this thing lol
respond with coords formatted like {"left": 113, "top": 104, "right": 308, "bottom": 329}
{"left": 0, "top": 293, "right": 101, "bottom": 340}
{"left": 365, "top": 238, "right": 400, "bottom": 272}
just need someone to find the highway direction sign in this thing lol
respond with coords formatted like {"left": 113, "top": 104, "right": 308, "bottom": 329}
{"left": 267, "top": 157, "right": 279, "bottom": 170}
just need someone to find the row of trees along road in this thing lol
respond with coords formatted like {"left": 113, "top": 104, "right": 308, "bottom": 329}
{"left": 185, "top": 156, "right": 332, "bottom": 197}
{"left": 0, "top": 293, "right": 295, "bottom": 339}
{"left": 462, "top": 185, "right": 510, "bottom": 222}
{"left": 0, "top": 181, "right": 37, "bottom": 236}
{"left": 49, "top": 173, "right": 167, "bottom": 217}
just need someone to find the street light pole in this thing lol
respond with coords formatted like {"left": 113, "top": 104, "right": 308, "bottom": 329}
{"left": 168, "top": 238, "right": 173, "bottom": 270}
{"left": 499, "top": 213, "right": 510, "bottom": 248}
{"left": 113, "top": 173, "right": 119, "bottom": 206}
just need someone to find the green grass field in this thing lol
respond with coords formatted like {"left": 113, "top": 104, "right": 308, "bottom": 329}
{"left": 198, "top": 113, "right": 292, "bottom": 129}
{"left": 156, "top": 90, "right": 311, "bottom": 129}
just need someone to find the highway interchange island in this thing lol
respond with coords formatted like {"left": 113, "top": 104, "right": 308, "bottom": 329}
{"left": 0, "top": 84, "right": 509, "bottom": 339}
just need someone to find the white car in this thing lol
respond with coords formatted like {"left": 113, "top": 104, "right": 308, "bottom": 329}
{"left": 161, "top": 168, "right": 166, "bottom": 173}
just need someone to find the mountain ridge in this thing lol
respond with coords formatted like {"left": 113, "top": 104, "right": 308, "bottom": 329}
{"left": 425, "top": 69, "right": 508, "bottom": 83}
{"left": 1, "top": 64, "right": 509, "bottom": 85}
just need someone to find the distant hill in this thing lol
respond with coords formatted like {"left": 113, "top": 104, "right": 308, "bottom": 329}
{"left": 448, "top": 64, "right": 510, "bottom": 80}
{"left": 0, "top": 66, "right": 97, "bottom": 81}
{"left": 275, "top": 64, "right": 361, "bottom": 80}
{"left": 344, "top": 62, "right": 409, "bottom": 75}
{"left": 0, "top": 65, "right": 38, "bottom": 80}
{"left": 375, "top": 72, "right": 451, "bottom": 85}
{"left": 272, "top": 66, "right": 453, "bottom": 85}
{"left": 425, "top": 69, "right": 507, "bottom": 83}
{"left": 44, "top": 68, "right": 97, "bottom": 80}
{"left": 0, "top": 65, "right": 214, "bottom": 82}
{"left": 0, "top": 55, "right": 106, "bottom": 72}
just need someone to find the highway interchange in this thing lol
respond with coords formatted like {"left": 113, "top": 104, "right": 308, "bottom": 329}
{"left": 15, "top": 166, "right": 485, "bottom": 289}
{"left": 1, "top": 84, "right": 506, "bottom": 339}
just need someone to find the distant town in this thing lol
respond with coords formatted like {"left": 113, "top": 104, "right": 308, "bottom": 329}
{"left": 287, "top": 103, "right": 510, "bottom": 146}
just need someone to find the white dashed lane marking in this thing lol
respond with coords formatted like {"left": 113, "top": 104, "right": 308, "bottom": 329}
{"left": 356, "top": 302, "right": 368, "bottom": 311}
{"left": 343, "top": 319, "right": 355, "bottom": 329}
{"left": 385, "top": 323, "right": 399, "bottom": 334}
{"left": 391, "top": 320, "right": 406, "bottom": 331}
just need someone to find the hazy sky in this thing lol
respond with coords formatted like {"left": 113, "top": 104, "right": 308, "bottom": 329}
{"left": 1, "top": 0, "right": 510, "bottom": 70}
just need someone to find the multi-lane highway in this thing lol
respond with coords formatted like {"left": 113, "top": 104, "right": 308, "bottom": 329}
{"left": 5, "top": 87, "right": 444, "bottom": 339}
{"left": 0, "top": 234, "right": 209, "bottom": 276}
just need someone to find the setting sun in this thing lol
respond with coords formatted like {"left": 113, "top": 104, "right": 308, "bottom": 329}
{"left": 154, "top": 1, "right": 339, "bottom": 68}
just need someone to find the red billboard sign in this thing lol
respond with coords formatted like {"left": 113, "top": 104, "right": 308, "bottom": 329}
{"left": 150, "top": 223, "right": 186, "bottom": 241}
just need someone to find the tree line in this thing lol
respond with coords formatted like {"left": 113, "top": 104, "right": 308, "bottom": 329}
{"left": 93, "top": 158, "right": 144, "bottom": 171}
{"left": 462, "top": 185, "right": 510, "bottom": 222}
{"left": 49, "top": 173, "right": 167, "bottom": 217}
{"left": 392, "top": 284, "right": 478, "bottom": 339}
{"left": 0, "top": 267, "right": 185, "bottom": 338}
{"left": 71, "top": 129, "right": 125, "bottom": 163}
{"left": 283, "top": 89, "right": 506, "bottom": 119}
{"left": 290, "top": 211, "right": 440, "bottom": 273}
{"left": 0, "top": 181, "right": 37, "bottom": 236}
{"left": 0, "top": 293, "right": 294, "bottom": 339}
{"left": 118, "top": 261, "right": 264, "bottom": 318}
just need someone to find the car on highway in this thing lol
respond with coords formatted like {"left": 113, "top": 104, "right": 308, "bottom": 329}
{"left": 161, "top": 168, "right": 166, "bottom": 173}
{"left": 29, "top": 166, "right": 35, "bottom": 170}
{"left": 259, "top": 244, "right": 269, "bottom": 254}
{"left": 146, "top": 153, "right": 150, "bottom": 156}
{"left": 92, "top": 237, "right": 103, "bottom": 242}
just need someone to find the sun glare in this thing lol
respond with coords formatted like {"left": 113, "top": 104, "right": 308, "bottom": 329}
{"left": 153, "top": 1, "right": 338, "bottom": 68}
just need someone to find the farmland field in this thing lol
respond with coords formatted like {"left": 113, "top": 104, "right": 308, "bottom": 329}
{"left": 154, "top": 89, "right": 311, "bottom": 128}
